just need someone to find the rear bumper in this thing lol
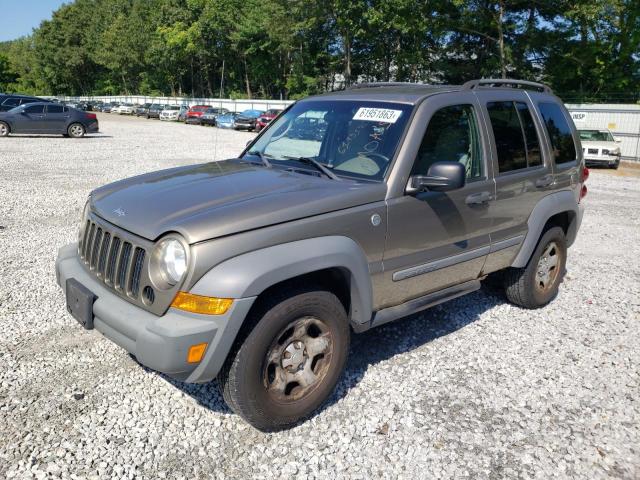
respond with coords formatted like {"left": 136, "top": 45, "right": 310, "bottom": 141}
{"left": 87, "top": 121, "right": 99, "bottom": 133}
{"left": 55, "top": 243, "right": 256, "bottom": 383}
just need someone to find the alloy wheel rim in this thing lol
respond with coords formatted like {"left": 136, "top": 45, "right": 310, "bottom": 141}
{"left": 70, "top": 125, "right": 83, "bottom": 136}
{"left": 535, "top": 241, "right": 561, "bottom": 292}
{"left": 0, "top": 124, "right": 7, "bottom": 135}
{"left": 263, "top": 316, "right": 333, "bottom": 403}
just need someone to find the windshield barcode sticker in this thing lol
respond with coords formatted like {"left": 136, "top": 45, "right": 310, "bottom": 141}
{"left": 353, "top": 107, "right": 402, "bottom": 123}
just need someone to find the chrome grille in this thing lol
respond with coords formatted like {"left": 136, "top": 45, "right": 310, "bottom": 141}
{"left": 79, "top": 219, "right": 147, "bottom": 300}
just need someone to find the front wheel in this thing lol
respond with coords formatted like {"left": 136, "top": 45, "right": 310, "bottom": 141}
{"left": 503, "top": 226, "right": 567, "bottom": 308}
{"left": 609, "top": 160, "right": 620, "bottom": 169}
{"left": 219, "top": 287, "right": 350, "bottom": 431}
{"left": 67, "top": 123, "right": 85, "bottom": 138}
{"left": 0, "top": 121, "right": 9, "bottom": 137}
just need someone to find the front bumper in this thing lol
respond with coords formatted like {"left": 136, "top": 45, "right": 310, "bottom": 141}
{"left": 56, "top": 243, "right": 255, "bottom": 383}
{"left": 234, "top": 122, "right": 255, "bottom": 130}
{"left": 585, "top": 155, "right": 619, "bottom": 166}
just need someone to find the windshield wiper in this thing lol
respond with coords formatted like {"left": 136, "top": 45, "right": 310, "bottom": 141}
{"left": 282, "top": 156, "right": 339, "bottom": 180}
{"left": 247, "top": 150, "right": 272, "bottom": 168}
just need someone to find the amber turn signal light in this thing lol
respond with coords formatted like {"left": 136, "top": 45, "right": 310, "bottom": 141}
{"left": 171, "top": 292, "right": 233, "bottom": 315}
{"left": 187, "top": 343, "right": 208, "bottom": 363}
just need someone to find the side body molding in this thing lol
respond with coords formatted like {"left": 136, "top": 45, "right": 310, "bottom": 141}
{"left": 190, "top": 236, "right": 374, "bottom": 326}
{"left": 511, "top": 190, "right": 582, "bottom": 268}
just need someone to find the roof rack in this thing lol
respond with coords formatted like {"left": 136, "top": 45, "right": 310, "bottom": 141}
{"left": 349, "top": 82, "right": 429, "bottom": 89}
{"left": 462, "top": 79, "right": 552, "bottom": 93}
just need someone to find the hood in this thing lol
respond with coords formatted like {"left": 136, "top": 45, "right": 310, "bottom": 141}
{"left": 90, "top": 160, "right": 386, "bottom": 244}
{"left": 581, "top": 140, "right": 619, "bottom": 150}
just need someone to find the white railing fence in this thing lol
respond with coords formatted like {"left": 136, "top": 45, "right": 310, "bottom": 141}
{"left": 56, "top": 95, "right": 294, "bottom": 113}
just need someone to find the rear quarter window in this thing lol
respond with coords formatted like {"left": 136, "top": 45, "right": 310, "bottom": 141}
{"left": 537, "top": 102, "right": 577, "bottom": 164}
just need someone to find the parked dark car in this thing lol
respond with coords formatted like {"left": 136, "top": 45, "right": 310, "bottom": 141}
{"left": 199, "top": 107, "right": 229, "bottom": 126}
{"left": 146, "top": 104, "right": 165, "bottom": 119}
{"left": 101, "top": 103, "right": 118, "bottom": 113}
{"left": 135, "top": 103, "right": 153, "bottom": 117}
{"left": 256, "top": 109, "right": 283, "bottom": 131}
{"left": 0, "top": 102, "right": 99, "bottom": 137}
{"left": 233, "top": 109, "right": 265, "bottom": 131}
{"left": 0, "top": 94, "right": 51, "bottom": 112}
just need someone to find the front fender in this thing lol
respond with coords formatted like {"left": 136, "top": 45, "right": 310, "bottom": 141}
{"left": 190, "top": 236, "right": 374, "bottom": 326}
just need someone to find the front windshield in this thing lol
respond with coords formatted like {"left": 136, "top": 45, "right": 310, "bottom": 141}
{"left": 247, "top": 100, "right": 413, "bottom": 181}
{"left": 579, "top": 130, "right": 614, "bottom": 142}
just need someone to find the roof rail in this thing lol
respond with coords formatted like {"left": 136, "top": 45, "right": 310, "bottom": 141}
{"left": 462, "top": 79, "right": 552, "bottom": 94}
{"left": 349, "top": 82, "right": 428, "bottom": 89}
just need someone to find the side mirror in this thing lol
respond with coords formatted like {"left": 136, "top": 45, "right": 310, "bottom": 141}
{"left": 406, "top": 161, "right": 465, "bottom": 194}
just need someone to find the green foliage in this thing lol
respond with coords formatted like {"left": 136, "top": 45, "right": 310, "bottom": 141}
{"left": 1, "top": 0, "right": 638, "bottom": 101}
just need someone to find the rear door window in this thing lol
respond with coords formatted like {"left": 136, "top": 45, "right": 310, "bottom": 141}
{"left": 24, "top": 104, "right": 45, "bottom": 114}
{"left": 47, "top": 105, "right": 65, "bottom": 114}
{"left": 487, "top": 101, "right": 543, "bottom": 172}
{"left": 515, "top": 103, "right": 542, "bottom": 167}
{"left": 538, "top": 102, "right": 577, "bottom": 164}
{"left": 487, "top": 102, "right": 528, "bottom": 172}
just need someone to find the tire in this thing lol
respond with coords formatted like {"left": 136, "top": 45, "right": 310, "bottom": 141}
{"left": 610, "top": 160, "right": 620, "bottom": 170}
{"left": 503, "top": 226, "right": 567, "bottom": 309}
{"left": 0, "top": 121, "right": 9, "bottom": 137}
{"left": 67, "top": 123, "right": 85, "bottom": 138}
{"left": 219, "top": 286, "right": 350, "bottom": 431}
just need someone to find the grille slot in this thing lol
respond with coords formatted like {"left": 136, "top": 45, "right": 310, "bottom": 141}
{"left": 117, "top": 242, "right": 132, "bottom": 291}
{"left": 588, "top": 148, "right": 599, "bottom": 155}
{"left": 106, "top": 237, "right": 121, "bottom": 285}
{"left": 130, "top": 248, "right": 145, "bottom": 297}
{"left": 79, "top": 219, "right": 146, "bottom": 300}
{"left": 97, "top": 232, "right": 111, "bottom": 276}
{"left": 90, "top": 228, "right": 103, "bottom": 269}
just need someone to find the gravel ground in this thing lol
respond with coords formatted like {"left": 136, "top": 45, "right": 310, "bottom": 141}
{"left": 0, "top": 113, "right": 638, "bottom": 479}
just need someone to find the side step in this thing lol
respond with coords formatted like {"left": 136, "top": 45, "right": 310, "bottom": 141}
{"left": 357, "top": 279, "right": 481, "bottom": 332}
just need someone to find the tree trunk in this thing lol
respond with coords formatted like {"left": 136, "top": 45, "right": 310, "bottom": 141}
{"left": 344, "top": 33, "right": 351, "bottom": 86}
{"left": 498, "top": 0, "right": 506, "bottom": 79}
{"left": 243, "top": 57, "right": 252, "bottom": 99}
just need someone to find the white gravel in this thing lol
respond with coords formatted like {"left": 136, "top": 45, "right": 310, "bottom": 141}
{"left": 0, "top": 113, "right": 639, "bottom": 479}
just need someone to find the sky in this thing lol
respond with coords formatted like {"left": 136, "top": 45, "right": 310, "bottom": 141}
{"left": 0, "top": 0, "right": 68, "bottom": 42}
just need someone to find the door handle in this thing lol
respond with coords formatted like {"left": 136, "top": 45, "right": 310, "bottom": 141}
{"left": 465, "top": 191, "right": 492, "bottom": 205}
{"left": 536, "top": 175, "right": 553, "bottom": 188}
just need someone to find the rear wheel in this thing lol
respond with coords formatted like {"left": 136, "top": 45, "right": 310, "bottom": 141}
{"left": 503, "top": 226, "right": 567, "bottom": 309}
{"left": 67, "top": 123, "right": 85, "bottom": 138}
{"left": 219, "top": 287, "right": 350, "bottom": 431}
{"left": 609, "top": 160, "right": 620, "bottom": 169}
{"left": 0, "top": 121, "right": 9, "bottom": 137}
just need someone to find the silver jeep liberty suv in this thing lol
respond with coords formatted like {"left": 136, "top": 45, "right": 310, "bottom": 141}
{"left": 56, "top": 79, "right": 587, "bottom": 430}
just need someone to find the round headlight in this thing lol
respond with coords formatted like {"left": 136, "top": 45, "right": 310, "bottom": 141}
{"left": 156, "top": 238, "right": 187, "bottom": 286}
